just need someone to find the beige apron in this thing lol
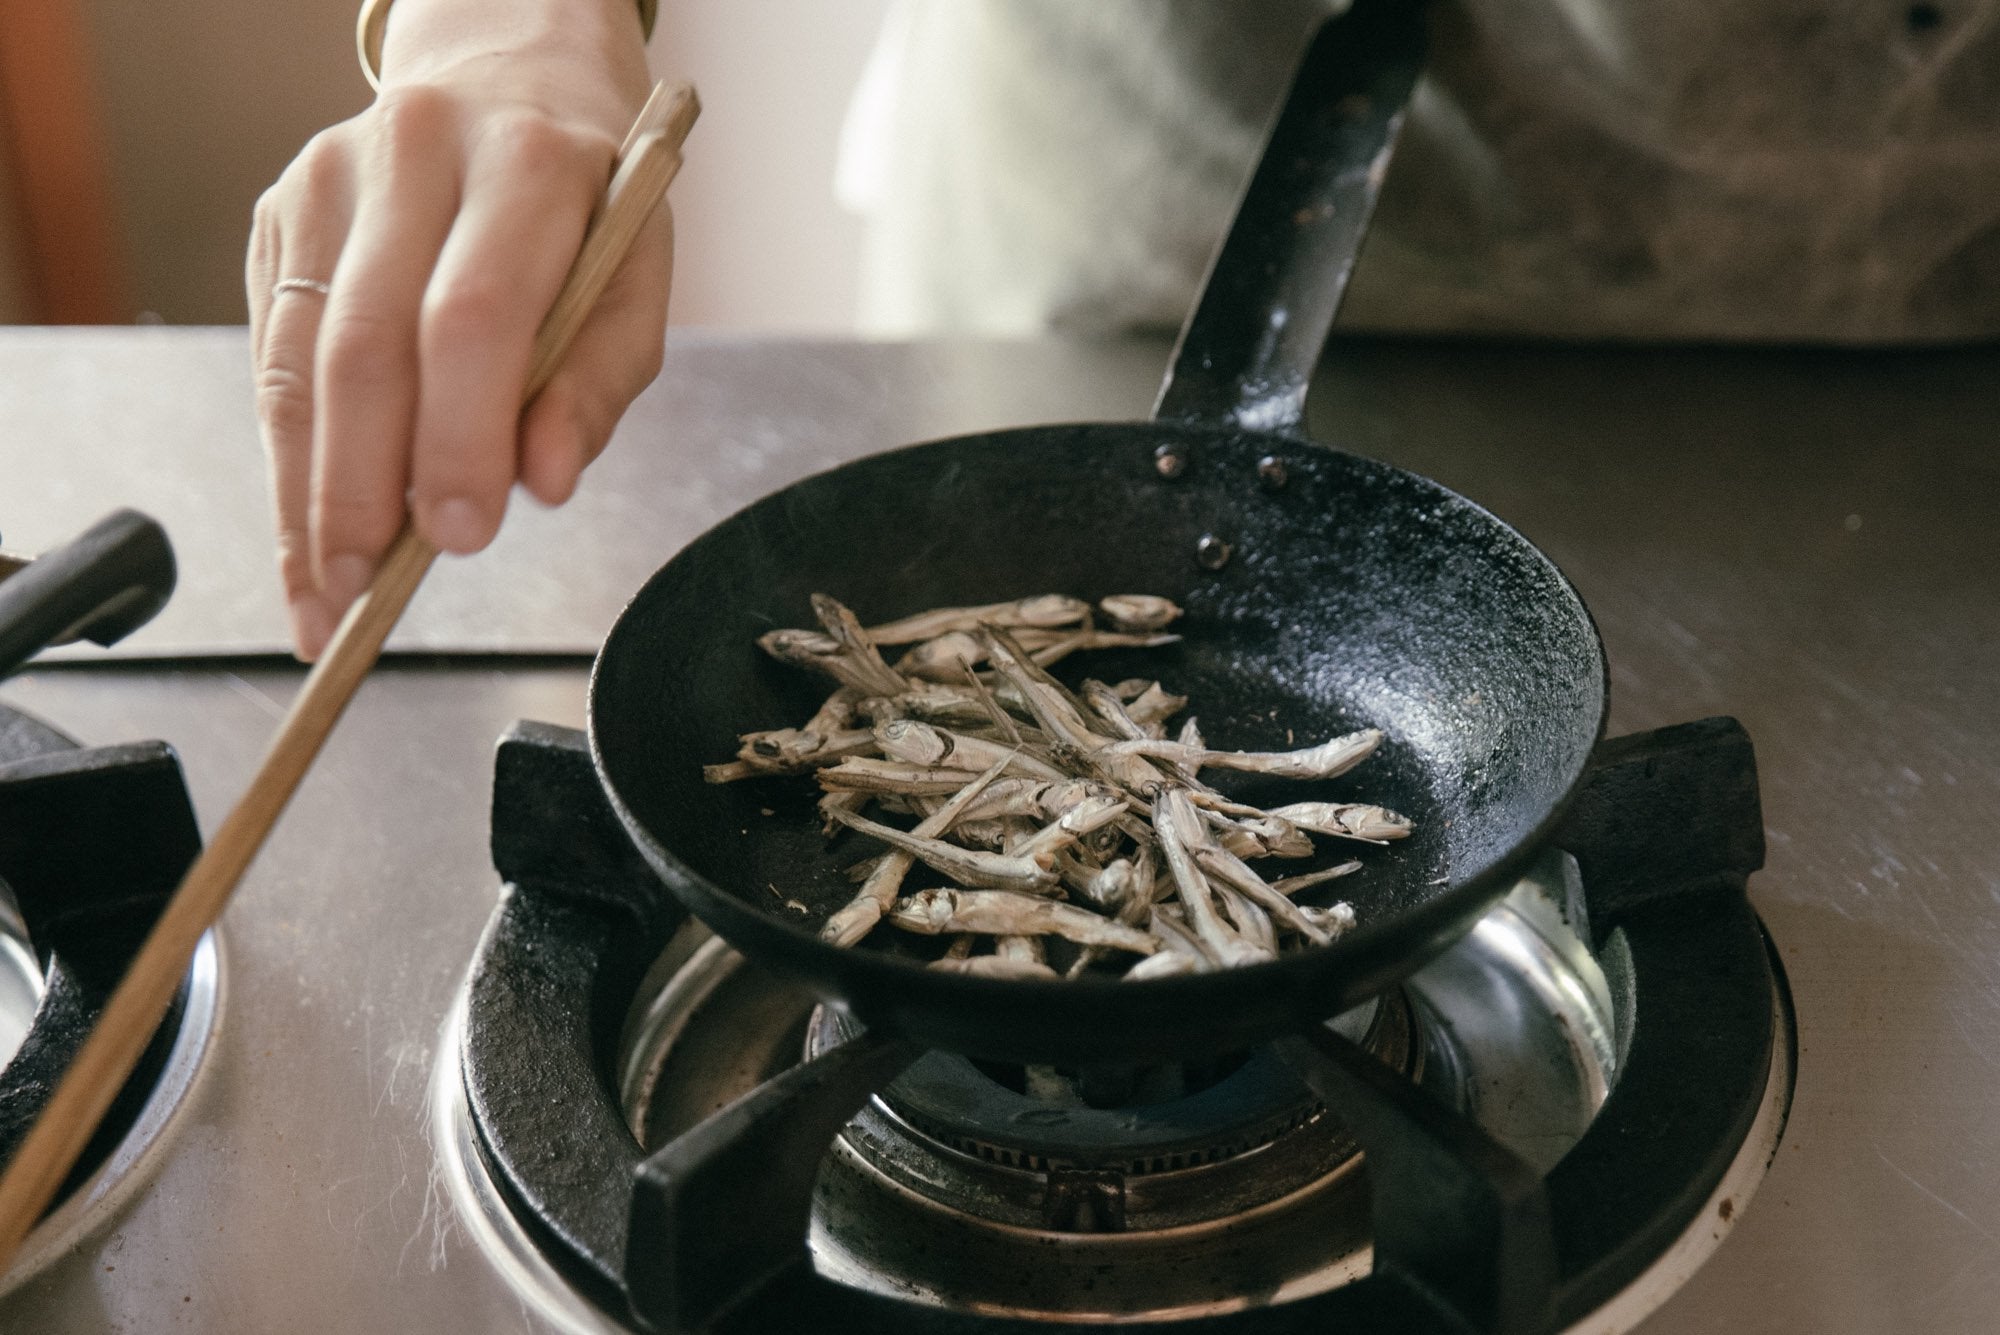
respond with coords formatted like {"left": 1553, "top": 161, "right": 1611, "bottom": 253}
{"left": 839, "top": 0, "right": 2000, "bottom": 343}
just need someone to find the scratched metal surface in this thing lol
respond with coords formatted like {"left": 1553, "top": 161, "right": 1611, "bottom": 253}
{"left": 1, "top": 334, "right": 1995, "bottom": 1332}
{"left": 0, "top": 327, "right": 1167, "bottom": 658}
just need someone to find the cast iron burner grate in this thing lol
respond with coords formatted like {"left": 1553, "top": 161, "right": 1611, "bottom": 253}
{"left": 457, "top": 715, "right": 1787, "bottom": 1334}
{"left": 0, "top": 700, "right": 209, "bottom": 1248}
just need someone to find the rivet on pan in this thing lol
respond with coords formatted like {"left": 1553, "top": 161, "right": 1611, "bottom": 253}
{"left": 1195, "top": 534, "right": 1233, "bottom": 570}
{"left": 1256, "top": 456, "right": 1289, "bottom": 490}
{"left": 1154, "top": 443, "right": 1189, "bottom": 479}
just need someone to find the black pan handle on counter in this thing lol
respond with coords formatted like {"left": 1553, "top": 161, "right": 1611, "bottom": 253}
{"left": 0, "top": 509, "right": 177, "bottom": 678}
{"left": 1153, "top": 0, "right": 1426, "bottom": 436}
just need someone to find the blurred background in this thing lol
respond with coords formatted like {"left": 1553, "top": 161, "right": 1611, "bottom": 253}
{"left": 0, "top": 0, "right": 886, "bottom": 329}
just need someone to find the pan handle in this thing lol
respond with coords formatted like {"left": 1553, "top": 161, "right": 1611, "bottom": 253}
{"left": 0, "top": 510, "right": 177, "bottom": 678}
{"left": 1153, "top": 0, "right": 1426, "bottom": 435}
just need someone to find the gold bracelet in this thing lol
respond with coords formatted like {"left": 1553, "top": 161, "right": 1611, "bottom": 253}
{"left": 357, "top": 0, "right": 659, "bottom": 91}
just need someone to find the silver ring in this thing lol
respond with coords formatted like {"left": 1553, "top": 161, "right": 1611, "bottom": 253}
{"left": 272, "top": 278, "right": 331, "bottom": 297}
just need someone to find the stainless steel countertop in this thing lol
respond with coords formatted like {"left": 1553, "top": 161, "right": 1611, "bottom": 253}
{"left": 3, "top": 330, "right": 1996, "bottom": 1332}
{"left": 0, "top": 328, "right": 1167, "bottom": 657}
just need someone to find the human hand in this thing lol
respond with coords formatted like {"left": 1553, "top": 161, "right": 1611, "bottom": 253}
{"left": 246, "top": 0, "right": 666, "bottom": 659}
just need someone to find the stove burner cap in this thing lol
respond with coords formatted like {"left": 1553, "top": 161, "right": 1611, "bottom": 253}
{"left": 809, "top": 989, "right": 1420, "bottom": 1232}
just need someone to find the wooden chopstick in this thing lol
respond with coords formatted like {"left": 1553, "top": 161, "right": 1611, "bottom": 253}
{"left": 0, "top": 81, "right": 699, "bottom": 1265}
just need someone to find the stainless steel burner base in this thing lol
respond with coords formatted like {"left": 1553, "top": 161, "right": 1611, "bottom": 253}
{"left": 0, "top": 929, "right": 225, "bottom": 1294}
{"left": 802, "top": 855, "right": 1621, "bottom": 1321}
{"left": 433, "top": 850, "right": 1792, "bottom": 1331}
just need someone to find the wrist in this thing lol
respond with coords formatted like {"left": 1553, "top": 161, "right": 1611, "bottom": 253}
{"left": 367, "top": 0, "right": 651, "bottom": 99}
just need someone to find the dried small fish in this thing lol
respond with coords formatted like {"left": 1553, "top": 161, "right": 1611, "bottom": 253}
{"left": 874, "top": 719, "right": 1069, "bottom": 783}
{"left": 1098, "top": 594, "right": 1182, "bottom": 632}
{"left": 720, "top": 591, "right": 1407, "bottom": 979}
{"left": 1265, "top": 801, "right": 1413, "bottom": 843}
{"left": 954, "top": 657, "right": 1022, "bottom": 743}
{"left": 757, "top": 616, "right": 905, "bottom": 699}
{"left": 1270, "top": 862, "right": 1364, "bottom": 896}
{"left": 1198, "top": 807, "right": 1316, "bottom": 860}
{"left": 1073, "top": 856, "right": 1139, "bottom": 912}
{"left": 811, "top": 594, "right": 910, "bottom": 696}
{"left": 1295, "top": 901, "right": 1358, "bottom": 940}
{"left": 930, "top": 954, "right": 1061, "bottom": 980}
{"left": 949, "top": 817, "right": 1016, "bottom": 849}
{"left": 1026, "top": 629, "right": 1182, "bottom": 670}
{"left": 950, "top": 776, "right": 1119, "bottom": 825}
{"left": 895, "top": 631, "right": 989, "bottom": 681}
{"left": 819, "top": 789, "right": 871, "bottom": 836}
{"left": 867, "top": 594, "right": 1091, "bottom": 646}
{"left": 817, "top": 757, "right": 986, "bottom": 796}
{"left": 1124, "top": 682, "right": 1188, "bottom": 730}
{"left": 982, "top": 628, "right": 1106, "bottom": 751}
{"left": 821, "top": 754, "right": 1014, "bottom": 946}
{"left": 1101, "top": 728, "right": 1383, "bottom": 781}
{"left": 1171, "top": 716, "right": 1206, "bottom": 780}
{"left": 755, "top": 626, "right": 838, "bottom": 662}
{"left": 851, "top": 680, "right": 1000, "bottom": 727}
{"left": 1123, "top": 950, "right": 1201, "bottom": 981}
{"left": 1007, "top": 793, "right": 1129, "bottom": 869}
{"left": 1196, "top": 845, "right": 1338, "bottom": 946}
{"left": 829, "top": 806, "right": 1060, "bottom": 893}
{"left": 887, "top": 888, "right": 1159, "bottom": 954}
{"left": 1146, "top": 905, "right": 1214, "bottom": 965}
{"left": 706, "top": 736, "right": 868, "bottom": 783}
{"left": 1153, "top": 788, "right": 1271, "bottom": 967}
{"left": 1210, "top": 876, "right": 1278, "bottom": 953}
{"left": 1081, "top": 680, "right": 1150, "bottom": 741}
{"left": 995, "top": 935, "right": 1046, "bottom": 966}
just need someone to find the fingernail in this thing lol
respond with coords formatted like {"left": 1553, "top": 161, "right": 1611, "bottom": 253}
{"left": 425, "top": 497, "right": 490, "bottom": 554}
{"left": 288, "top": 597, "right": 335, "bottom": 663}
{"left": 322, "top": 554, "right": 373, "bottom": 609}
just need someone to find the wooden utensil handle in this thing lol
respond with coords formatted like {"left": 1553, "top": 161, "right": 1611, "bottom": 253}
{"left": 0, "top": 81, "right": 698, "bottom": 1265}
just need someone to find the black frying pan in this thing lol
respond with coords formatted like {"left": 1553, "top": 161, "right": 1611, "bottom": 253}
{"left": 590, "top": 0, "right": 1607, "bottom": 1065}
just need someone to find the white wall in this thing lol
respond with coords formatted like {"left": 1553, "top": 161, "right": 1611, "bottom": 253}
{"left": 650, "top": 1, "right": 888, "bottom": 330}
{"left": 70, "top": 0, "right": 882, "bottom": 330}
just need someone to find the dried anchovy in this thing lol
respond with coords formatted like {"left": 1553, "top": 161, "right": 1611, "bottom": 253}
{"left": 710, "top": 591, "right": 1402, "bottom": 978}
{"left": 1196, "top": 845, "right": 1341, "bottom": 946}
{"left": 828, "top": 806, "right": 1061, "bottom": 893}
{"left": 1098, "top": 594, "right": 1182, "bottom": 633}
{"left": 1270, "top": 862, "right": 1364, "bottom": 896}
{"left": 930, "top": 954, "right": 1061, "bottom": 980}
{"left": 1123, "top": 950, "right": 1202, "bottom": 981}
{"left": 874, "top": 719, "right": 1069, "bottom": 783}
{"left": 887, "top": 888, "right": 1160, "bottom": 954}
{"left": 1099, "top": 729, "right": 1384, "bottom": 782}
{"left": 1153, "top": 788, "right": 1271, "bottom": 968}
{"left": 1124, "top": 682, "right": 1188, "bottom": 730}
{"left": 821, "top": 754, "right": 1014, "bottom": 947}
{"left": 867, "top": 594, "right": 1092, "bottom": 646}
{"left": 1198, "top": 807, "right": 1316, "bottom": 860}
{"left": 1265, "top": 800, "right": 1413, "bottom": 843}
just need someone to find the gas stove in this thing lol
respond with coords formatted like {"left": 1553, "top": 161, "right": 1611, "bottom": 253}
{"left": 0, "top": 330, "right": 1992, "bottom": 1332}
{"left": 0, "top": 687, "right": 1787, "bottom": 1334}
{"left": 427, "top": 714, "right": 1790, "bottom": 1333}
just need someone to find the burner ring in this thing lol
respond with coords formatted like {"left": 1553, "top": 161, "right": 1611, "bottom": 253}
{"left": 811, "top": 991, "right": 1416, "bottom": 1177}
{"left": 808, "top": 989, "right": 1420, "bottom": 1233}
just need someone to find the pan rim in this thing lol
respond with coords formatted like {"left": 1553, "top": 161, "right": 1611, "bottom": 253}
{"left": 586, "top": 416, "right": 1610, "bottom": 1043}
